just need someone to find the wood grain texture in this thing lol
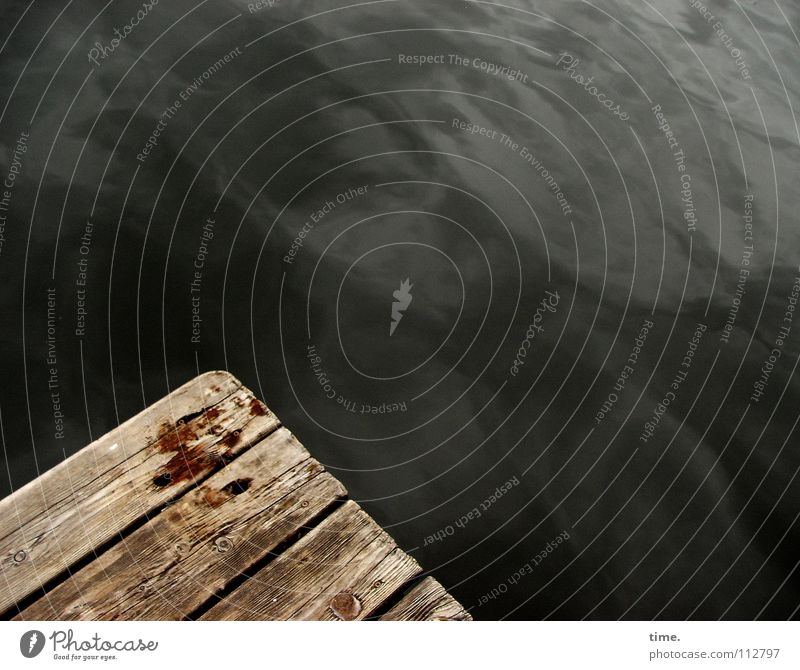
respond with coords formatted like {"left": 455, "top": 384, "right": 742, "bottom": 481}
{"left": 200, "top": 500, "right": 422, "bottom": 620}
{"left": 380, "top": 577, "right": 472, "bottom": 621}
{"left": 0, "top": 371, "right": 279, "bottom": 615}
{"left": 15, "top": 428, "right": 345, "bottom": 620}
{"left": 2, "top": 370, "right": 471, "bottom": 621}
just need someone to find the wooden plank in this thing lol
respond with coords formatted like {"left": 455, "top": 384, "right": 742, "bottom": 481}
{"left": 380, "top": 577, "right": 472, "bottom": 621}
{"left": 2, "top": 370, "right": 469, "bottom": 621}
{"left": 0, "top": 371, "right": 279, "bottom": 615}
{"left": 15, "top": 428, "right": 345, "bottom": 620}
{"left": 200, "top": 500, "right": 422, "bottom": 620}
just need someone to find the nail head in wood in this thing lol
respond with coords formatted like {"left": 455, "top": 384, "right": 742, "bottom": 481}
{"left": 330, "top": 592, "right": 362, "bottom": 620}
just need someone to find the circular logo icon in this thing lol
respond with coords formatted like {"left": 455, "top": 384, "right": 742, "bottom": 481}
{"left": 20, "top": 630, "right": 45, "bottom": 658}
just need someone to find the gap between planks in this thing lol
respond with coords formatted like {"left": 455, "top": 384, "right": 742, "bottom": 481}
{"left": 2, "top": 370, "right": 471, "bottom": 621}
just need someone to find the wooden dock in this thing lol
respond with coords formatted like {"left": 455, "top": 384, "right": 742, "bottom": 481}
{"left": 0, "top": 371, "right": 470, "bottom": 621}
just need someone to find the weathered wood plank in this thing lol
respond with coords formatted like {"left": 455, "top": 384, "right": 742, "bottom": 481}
{"left": 380, "top": 576, "right": 472, "bottom": 621}
{"left": 3, "top": 370, "right": 470, "bottom": 621}
{"left": 15, "top": 428, "right": 345, "bottom": 620}
{"left": 0, "top": 371, "right": 280, "bottom": 615}
{"left": 200, "top": 500, "right": 422, "bottom": 620}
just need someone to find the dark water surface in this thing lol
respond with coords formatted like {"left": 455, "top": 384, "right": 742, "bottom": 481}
{"left": 1, "top": 0, "right": 799, "bottom": 619}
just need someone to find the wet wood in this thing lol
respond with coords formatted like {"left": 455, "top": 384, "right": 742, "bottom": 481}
{"left": 1, "top": 371, "right": 469, "bottom": 621}
{"left": 381, "top": 577, "right": 472, "bottom": 621}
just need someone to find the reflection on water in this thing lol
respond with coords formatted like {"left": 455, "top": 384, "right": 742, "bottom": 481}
{"left": 1, "top": 0, "right": 799, "bottom": 619}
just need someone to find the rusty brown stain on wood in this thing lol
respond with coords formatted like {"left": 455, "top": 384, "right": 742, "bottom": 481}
{"left": 150, "top": 407, "right": 253, "bottom": 489}
{"left": 249, "top": 398, "right": 268, "bottom": 416}
{"left": 204, "top": 406, "right": 221, "bottom": 422}
{"left": 2, "top": 371, "right": 469, "bottom": 621}
{"left": 220, "top": 429, "right": 242, "bottom": 450}
{"left": 0, "top": 371, "right": 281, "bottom": 615}
{"left": 14, "top": 429, "right": 345, "bottom": 621}
{"left": 152, "top": 450, "right": 220, "bottom": 489}
{"left": 202, "top": 478, "right": 253, "bottom": 507}
{"left": 153, "top": 404, "right": 232, "bottom": 456}
{"left": 153, "top": 421, "right": 198, "bottom": 454}
{"left": 201, "top": 487, "right": 231, "bottom": 508}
